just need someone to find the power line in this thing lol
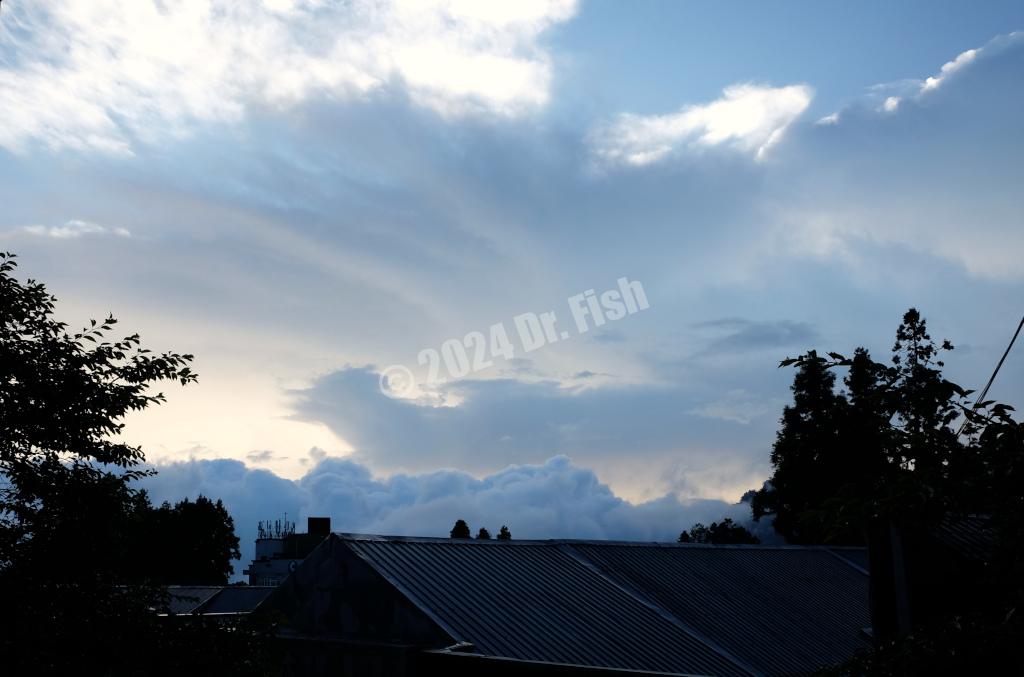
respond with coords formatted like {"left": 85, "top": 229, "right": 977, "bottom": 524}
{"left": 957, "top": 313, "right": 1024, "bottom": 436}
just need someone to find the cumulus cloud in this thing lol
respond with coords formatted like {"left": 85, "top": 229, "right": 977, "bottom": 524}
{"left": 589, "top": 83, "right": 813, "bottom": 166}
{"left": 0, "top": 0, "right": 578, "bottom": 153}
{"left": 921, "top": 47, "right": 979, "bottom": 92}
{"left": 141, "top": 454, "right": 771, "bottom": 579}
{"left": 19, "top": 219, "right": 130, "bottom": 239}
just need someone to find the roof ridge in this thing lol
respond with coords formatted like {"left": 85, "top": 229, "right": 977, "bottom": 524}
{"left": 822, "top": 548, "right": 870, "bottom": 576}
{"left": 332, "top": 532, "right": 866, "bottom": 551}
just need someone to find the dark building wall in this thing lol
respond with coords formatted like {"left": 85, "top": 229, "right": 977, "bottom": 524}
{"left": 279, "top": 638, "right": 419, "bottom": 677}
{"left": 267, "top": 534, "right": 451, "bottom": 649}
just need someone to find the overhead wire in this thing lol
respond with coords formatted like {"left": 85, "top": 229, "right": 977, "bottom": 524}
{"left": 957, "top": 313, "right": 1024, "bottom": 436}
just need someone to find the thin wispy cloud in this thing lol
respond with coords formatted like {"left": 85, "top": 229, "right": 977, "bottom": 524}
{"left": 19, "top": 219, "right": 130, "bottom": 239}
{"left": 589, "top": 83, "right": 813, "bottom": 167}
{"left": 689, "top": 389, "right": 777, "bottom": 426}
{"left": 827, "top": 32, "right": 1022, "bottom": 125}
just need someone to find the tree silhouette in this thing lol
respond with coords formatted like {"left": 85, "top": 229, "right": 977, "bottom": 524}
{"left": 751, "top": 307, "right": 1024, "bottom": 669}
{"left": 497, "top": 525, "right": 512, "bottom": 540}
{"left": 0, "top": 252, "right": 273, "bottom": 674}
{"left": 754, "top": 309, "right": 979, "bottom": 544}
{"left": 141, "top": 496, "right": 241, "bottom": 584}
{"left": 450, "top": 519, "right": 471, "bottom": 539}
{"left": 476, "top": 527, "right": 491, "bottom": 540}
{"left": 679, "top": 519, "right": 759, "bottom": 544}
{"left": 1, "top": 250, "right": 195, "bottom": 575}
{"left": 752, "top": 351, "right": 849, "bottom": 543}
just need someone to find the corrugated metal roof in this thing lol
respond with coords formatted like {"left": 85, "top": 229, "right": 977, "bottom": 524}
{"left": 570, "top": 542, "right": 871, "bottom": 676}
{"left": 345, "top": 537, "right": 751, "bottom": 676}
{"left": 337, "top": 535, "right": 870, "bottom": 676}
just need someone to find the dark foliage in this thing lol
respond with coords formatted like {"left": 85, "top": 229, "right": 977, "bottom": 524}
{"left": 678, "top": 518, "right": 759, "bottom": 544}
{"left": 0, "top": 252, "right": 275, "bottom": 674}
{"left": 752, "top": 307, "right": 1024, "bottom": 670}
{"left": 450, "top": 519, "right": 471, "bottom": 539}
{"left": 138, "top": 495, "right": 241, "bottom": 584}
{"left": 497, "top": 525, "right": 512, "bottom": 540}
{"left": 750, "top": 351, "right": 850, "bottom": 544}
{"left": 753, "top": 309, "right": 979, "bottom": 544}
{"left": 476, "top": 527, "right": 491, "bottom": 540}
{"left": 820, "top": 613, "right": 1024, "bottom": 677}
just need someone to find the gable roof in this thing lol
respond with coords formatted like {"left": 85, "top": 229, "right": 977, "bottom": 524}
{"left": 329, "top": 534, "right": 870, "bottom": 676}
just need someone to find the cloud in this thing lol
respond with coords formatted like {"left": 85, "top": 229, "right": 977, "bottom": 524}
{"left": 589, "top": 83, "right": 813, "bottom": 166}
{"left": 303, "top": 448, "right": 328, "bottom": 466}
{"left": 4, "top": 23, "right": 1023, "bottom": 512}
{"left": 245, "top": 449, "right": 278, "bottom": 464}
{"left": 827, "top": 32, "right": 1020, "bottom": 125}
{"left": 141, "top": 454, "right": 772, "bottom": 579}
{"left": 0, "top": 0, "right": 578, "bottom": 154}
{"left": 689, "top": 389, "right": 777, "bottom": 425}
{"left": 19, "top": 219, "right": 130, "bottom": 239}
{"left": 286, "top": 364, "right": 780, "bottom": 503}
{"left": 921, "top": 48, "right": 980, "bottom": 92}
{"left": 773, "top": 31, "right": 1024, "bottom": 280}
{"left": 695, "top": 318, "right": 819, "bottom": 355}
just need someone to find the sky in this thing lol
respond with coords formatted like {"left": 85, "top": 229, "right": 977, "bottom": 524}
{"left": 2, "top": 1, "right": 1023, "bottom": 567}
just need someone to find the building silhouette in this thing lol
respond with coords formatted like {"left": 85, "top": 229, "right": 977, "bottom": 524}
{"left": 243, "top": 516, "right": 332, "bottom": 586}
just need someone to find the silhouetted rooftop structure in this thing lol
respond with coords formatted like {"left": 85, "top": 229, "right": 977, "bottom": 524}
{"left": 244, "top": 516, "right": 332, "bottom": 585}
{"left": 267, "top": 533, "right": 871, "bottom": 676}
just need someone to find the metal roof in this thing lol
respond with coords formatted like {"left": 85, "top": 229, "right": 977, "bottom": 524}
{"left": 570, "top": 543, "right": 870, "bottom": 676}
{"left": 934, "top": 514, "right": 995, "bottom": 561}
{"left": 166, "top": 586, "right": 220, "bottom": 614}
{"left": 198, "top": 586, "right": 275, "bottom": 614}
{"left": 165, "top": 585, "right": 274, "bottom": 615}
{"left": 335, "top": 534, "right": 870, "bottom": 676}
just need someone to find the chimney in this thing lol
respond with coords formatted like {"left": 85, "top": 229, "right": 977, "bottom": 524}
{"left": 307, "top": 516, "right": 331, "bottom": 538}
